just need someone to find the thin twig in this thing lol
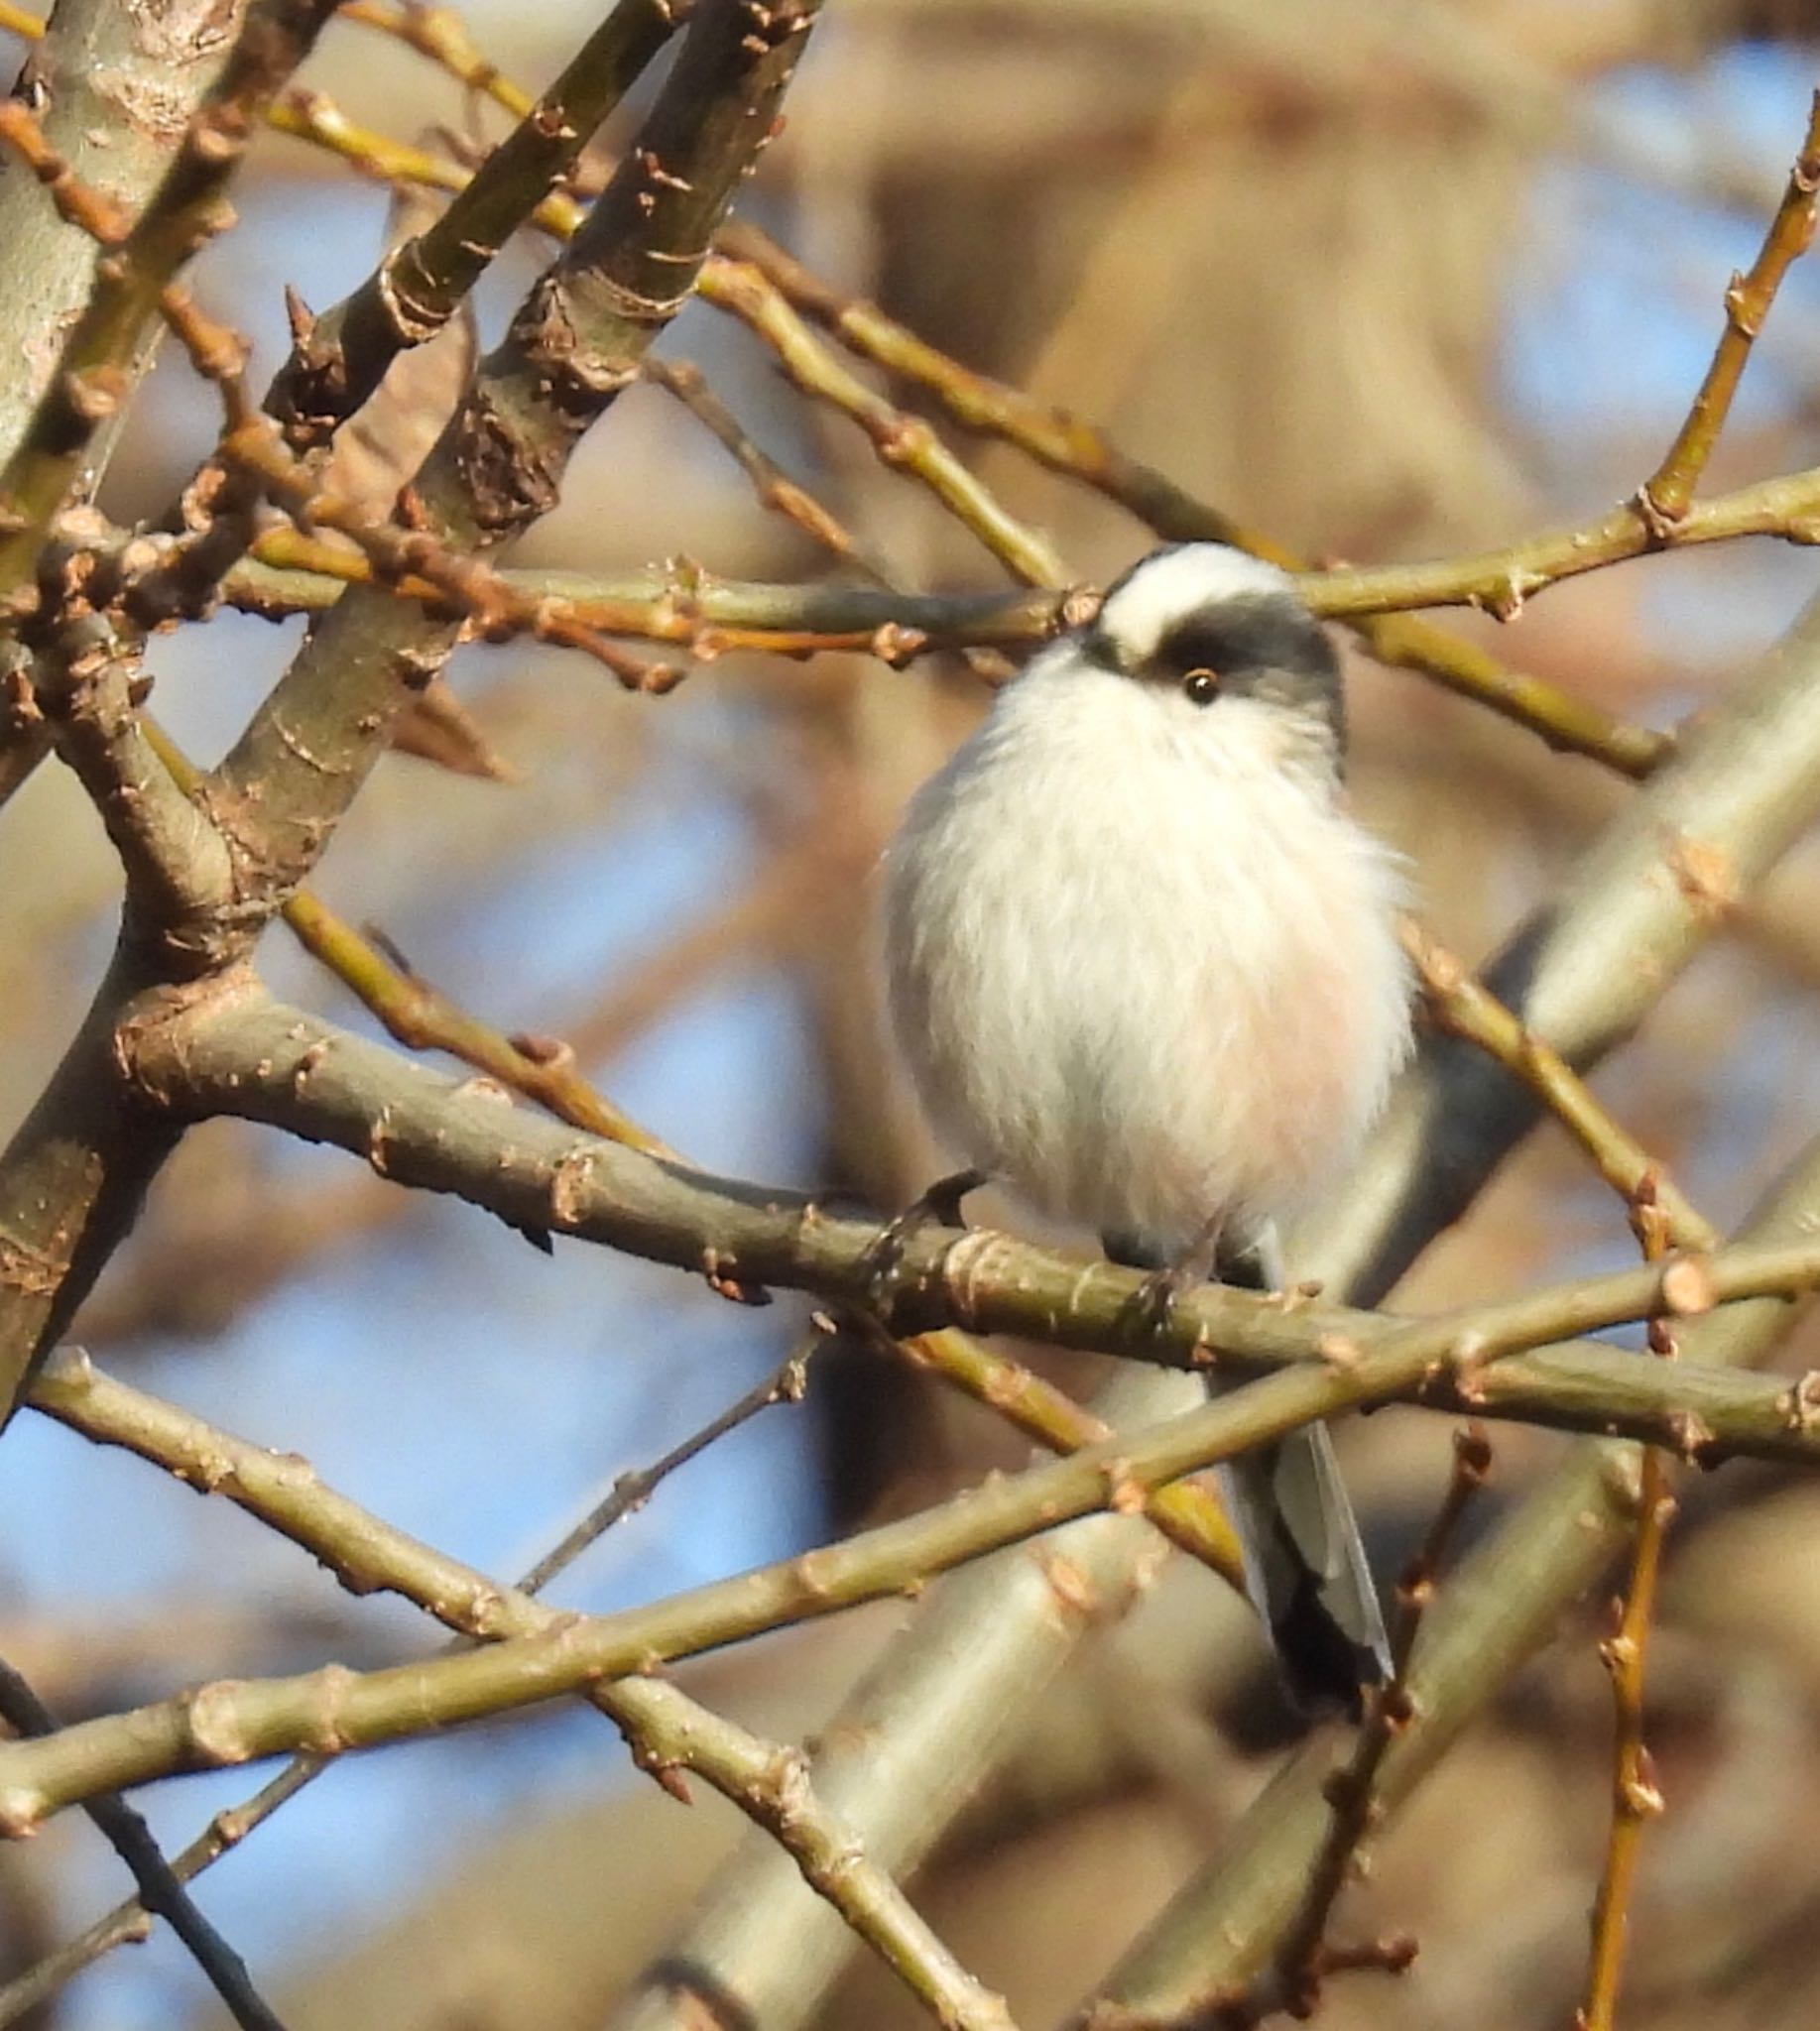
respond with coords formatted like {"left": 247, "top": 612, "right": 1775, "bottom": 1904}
{"left": 1639, "top": 92, "right": 1820, "bottom": 525}
{"left": 707, "top": 259, "right": 1068, "bottom": 588}
{"left": 645, "top": 355, "right": 876, "bottom": 565}
{"left": 285, "top": 898, "right": 682, "bottom": 1158}
{"left": 642, "top": 355, "right": 1016, "bottom": 681}
{"left": 250, "top": 73, "right": 1820, "bottom": 788}
{"left": 518, "top": 1335, "right": 822, "bottom": 1594}
{"left": 892, "top": 1326, "right": 1245, "bottom": 1589}
{"left": 229, "top": 528, "right": 1058, "bottom": 665}
{"left": 1406, "top": 912, "right": 1703, "bottom": 2031}
{"left": 1576, "top": 1186, "right": 1679, "bottom": 2031}
{"left": 220, "top": 418, "right": 686, "bottom": 689}
{"left": 1400, "top": 920, "right": 1719, "bottom": 1250}
{"left": 714, "top": 221, "right": 1671, "bottom": 778}
{"left": 342, "top": 0, "right": 537, "bottom": 121}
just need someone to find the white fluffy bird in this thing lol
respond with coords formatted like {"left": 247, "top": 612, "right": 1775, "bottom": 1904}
{"left": 884, "top": 543, "right": 1412, "bottom": 1715}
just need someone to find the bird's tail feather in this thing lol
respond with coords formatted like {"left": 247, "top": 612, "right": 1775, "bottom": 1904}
{"left": 1107, "top": 1222, "right": 1391, "bottom": 1719}
{"left": 1215, "top": 1427, "right": 1390, "bottom": 1718}
{"left": 1217, "top": 1225, "right": 1391, "bottom": 1718}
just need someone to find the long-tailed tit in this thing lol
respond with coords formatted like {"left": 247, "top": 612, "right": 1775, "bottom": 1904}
{"left": 883, "top": 543, "right": 1412, "bottom": 1716}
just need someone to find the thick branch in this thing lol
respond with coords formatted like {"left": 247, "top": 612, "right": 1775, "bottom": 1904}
{"left": 0, "top": 0, "right": 346, "bottom": 599}
{"left": 0, "top": 0, "right": 824, "bottom": 1424}
{"left": 0, "top": 957, "right": 190, "bottom": 1427}
{"left": 1319, "top": 584, "right": 1820, "bottom": 1310}
{"left": 268, "top": 0, "right": 688, "bottom": 448}
{"left": 206, "top": 0, "right": 820, "bottom": 915}
{"left": 0, "top": 0, "right": 258, "bottom": 798}
{"left": 112, "top": 993, "right": 1820, "bottom": 1458}
{"left": 0, "top": 0, "right": 248, "bottom": 471}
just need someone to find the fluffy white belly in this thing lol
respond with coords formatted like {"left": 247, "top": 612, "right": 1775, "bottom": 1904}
{"left": 885, "top": 666, "right": 1410, "bottom": 1254}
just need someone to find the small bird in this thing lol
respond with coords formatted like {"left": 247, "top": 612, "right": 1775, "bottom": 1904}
{"left": 883, "top": 542, "right": 1412, "bottom": 1716}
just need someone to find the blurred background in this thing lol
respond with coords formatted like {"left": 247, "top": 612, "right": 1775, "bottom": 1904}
{"left": 7, "top": 2, "right": 1820, "bottom": 2026}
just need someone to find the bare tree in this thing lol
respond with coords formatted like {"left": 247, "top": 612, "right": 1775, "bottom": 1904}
{"left": 5, "top": 5, "right": 1820, "bottom": 2031}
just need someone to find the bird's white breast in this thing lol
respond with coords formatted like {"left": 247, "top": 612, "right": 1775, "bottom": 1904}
{"left": 884, "top": 656, "right": 1411, "bottom": 1254}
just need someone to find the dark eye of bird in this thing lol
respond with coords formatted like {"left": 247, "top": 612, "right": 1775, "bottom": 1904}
{"left": 1182, "top": 667, "right": 1220, "bottom": 706}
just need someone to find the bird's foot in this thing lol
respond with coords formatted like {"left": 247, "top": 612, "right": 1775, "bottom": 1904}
{"left": 1104, "top": 1226, "right": 1224, "bottom": 1359}
{"left": 857, "top": 1167, "right": 990, "bottom": 1327}
{"left": 1117, "top": 1256, "right": 1202, "bottom": 1358}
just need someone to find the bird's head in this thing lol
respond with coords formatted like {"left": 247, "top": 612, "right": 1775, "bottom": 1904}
{"left": 1079, "top": 544, "right": 1346, "bottom": 764}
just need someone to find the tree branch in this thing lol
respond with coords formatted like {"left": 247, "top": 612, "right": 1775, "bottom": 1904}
{"left": 206, "top": 0, "right": 821, "bottom": 914}
{"left": 28, "top": 627, "right": 235, "bottom": 963}
{"left": 26, "top": 1347, "right": 1017, "bottom": 2031}
{"left": 4, "top": 1212, "right": 1818, "bottom": 1835}
{"left": 0, "top": 0, "right": 247, "bottom": 472}
{"left": 0, "top": 0, "right": 824, "bottom": 1430}
{"left": 223, "top": 544, "right": 1069, "bottom": 657}
{"left": 0, "top": 1335, "right": 824, "bottom": 2020}
{"left": 1086, "top": 1127, "right": 1820, "bottom": 2020}
{"left": 1638, "top": 90, "right": 1820, "bottom": 525}
{"left": 0, "top": 0, "right": 346, "bottom": 600}
{"left": 1317, "top": 583, "right": 1820, "bottom": 1311}
{"left": 113, "top": 989, "right": 1820, "bottom": 1430}
{"left": 268, "top": 0, "right": 690, "bottom": 450}
{"left": 715, "top": 221, "right": 1672, "bottom": 778}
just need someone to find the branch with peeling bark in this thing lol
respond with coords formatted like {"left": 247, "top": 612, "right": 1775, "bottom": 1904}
{"left": 268, "top": 0, "right": 690, "bottom": 450}
{"left": 0, "top": 0, "right": 345, "bottom": 600}
{"left": 206, "top": 0, "right": 821, "bottom": 909}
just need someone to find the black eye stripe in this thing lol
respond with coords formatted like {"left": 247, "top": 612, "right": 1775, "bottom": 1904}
{"left": 1151, "top": 599, "right": 1321, "bottom": 678}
